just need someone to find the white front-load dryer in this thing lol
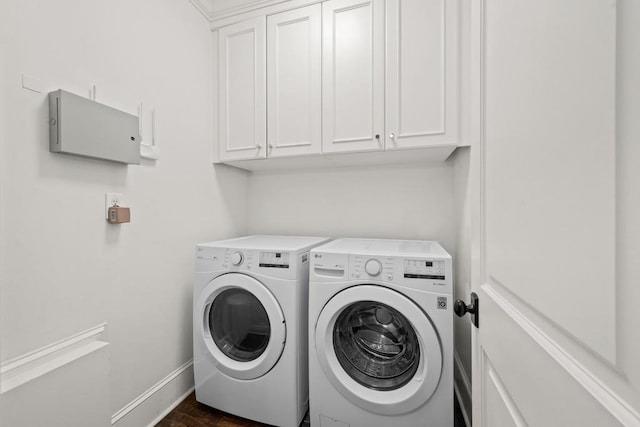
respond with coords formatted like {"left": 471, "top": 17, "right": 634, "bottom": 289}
{"left": 309, "top": 238, "right": 453, "bottom": 427}
{"left": 194, "top": 235, "right": 329, "bottom": 427}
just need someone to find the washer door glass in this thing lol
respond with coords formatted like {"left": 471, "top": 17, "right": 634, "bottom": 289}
{"left": 315, "top": 285, "right": 443, "bottom": 415}
{"left": 210, "top": 288, "right": 270, "bottom": 362}
{"left": 333, "top": 301, "right": 420, "bottom": 391}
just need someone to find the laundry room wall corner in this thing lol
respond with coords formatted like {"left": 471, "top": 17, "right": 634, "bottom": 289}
{"left": 452, "top": 147, "right": 473, "bottom": 424}
{"left": 0, "top": 0, "right": 249, "bottom": 426}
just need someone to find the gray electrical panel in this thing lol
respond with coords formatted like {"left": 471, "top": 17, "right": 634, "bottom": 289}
{"left": 48, "top": 90, "right": 141, "bottom": 164}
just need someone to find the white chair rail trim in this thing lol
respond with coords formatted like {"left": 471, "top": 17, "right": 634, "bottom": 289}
{"left": 0, "top": 323, "right": 108, "bottom": 394}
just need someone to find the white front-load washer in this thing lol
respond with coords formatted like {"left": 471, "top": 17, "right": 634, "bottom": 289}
{"left": 194, "top": 235, "right": 330, "bottom": 427}
{"left": 308, "top": 238, "right": 453, "bottom": 427}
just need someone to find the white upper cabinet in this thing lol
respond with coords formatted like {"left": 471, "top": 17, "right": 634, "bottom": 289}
{"left": 321, "top": 0, "right": 385, "bottom": 154}
{"left": 214, "top": 0, "right": 460, "bottom": 169}
{"left": 218, "top": 16, "right": 266, "bottom": 161}
{"left": 385, "top": 0, "right": 458, "bottom": 150}
{"left": 267, "top": 5, "right": 322, "bottom": 158}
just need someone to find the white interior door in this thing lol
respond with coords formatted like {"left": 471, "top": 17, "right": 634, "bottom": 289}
{"left": 467, "top": 0, "right": 640, "bottom": 425}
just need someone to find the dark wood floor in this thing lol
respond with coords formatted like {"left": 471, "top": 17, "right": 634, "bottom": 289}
{"left": 156, "top": 392, "right": 467, "bottom": 427}
{"left": 156, "top": 392, "right": 270, "bottom": 426}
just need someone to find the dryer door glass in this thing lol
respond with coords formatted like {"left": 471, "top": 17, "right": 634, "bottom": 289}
{"left": 333, "top": 301, "right": 420, "bottom": 391}
{"left": 210, "top": 288, "right": 271, "bottom": 362}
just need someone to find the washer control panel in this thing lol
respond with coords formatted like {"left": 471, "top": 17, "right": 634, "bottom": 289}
{"left": 352, "top": 256, "right": 395, "bottom": 280}
{"left": 345, "top": 255, "right": 451, "bottom": 290}
{"left": 404, "top": 259, "right": 446, "bottom": 280}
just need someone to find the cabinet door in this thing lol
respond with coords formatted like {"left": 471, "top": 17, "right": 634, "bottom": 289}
{"left": 385, "top": 0, "right": 458, "bottom": 149}
{"left": 267, "top": 5, "right": 322, "bottom": 158}
{"left": 218, "top": 16, "right": 266, "bottom": 161}
{"left": 322, "top": 0, "right": 384, "bottom": 154}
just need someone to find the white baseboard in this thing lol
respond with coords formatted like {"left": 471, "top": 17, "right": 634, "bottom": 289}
{"left": 454, "top": 351, "right": 472, "bottom": 427}
{"left": 111, "top": 359, "right": 194, "bottom": 427}
{"left": 146, "top": 386, "right": 195, "bottom": 427}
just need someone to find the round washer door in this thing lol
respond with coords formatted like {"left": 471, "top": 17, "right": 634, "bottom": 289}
{"left": 315, "top": 285, "right": 442, "bottom": 415}
{"left": 195, "top": 273, "right": 286, "bottom": 380}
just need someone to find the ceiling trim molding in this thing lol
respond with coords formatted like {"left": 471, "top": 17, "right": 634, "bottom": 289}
{"left": 188, "top": 0, "right": 215, "bottom": 21}
{"left": 207, "top": 0, "right": 323, "bottom": 29}
{"left": 209, "top": 1, "right": 290, "bottom": 21}
{"left": 188, "top": 0, "right": 299, "bottom": 23}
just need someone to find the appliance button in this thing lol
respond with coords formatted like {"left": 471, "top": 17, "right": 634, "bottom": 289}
{"left": 365, "top": 259, "right": 383, "bottom": 276}
{"left": 230, "top": 251, "right": 244, "bottom": 266}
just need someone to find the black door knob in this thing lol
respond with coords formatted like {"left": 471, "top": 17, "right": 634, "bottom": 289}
{"left": 454, "top": 299, "right": 472, "bottom": 317}
{"left": 454, "top": 292, "right": 479, "bottom": 328}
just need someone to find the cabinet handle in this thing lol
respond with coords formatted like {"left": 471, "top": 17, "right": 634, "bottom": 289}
{"left": 389, "top": 132, "right": 395, "bottom": 139}
{"left": 268, "top": 144, "right": 274, "bottom": 149}
{"left": 256, "top": 144, "right": 262, "bottom": 150}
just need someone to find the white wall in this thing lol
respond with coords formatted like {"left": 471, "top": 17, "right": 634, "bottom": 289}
{"left": 452, "top": 2, "right": 474, "bottom": 420}
{"left": 246, "top": 163, "right": 456, "bottom": 252}
{"left": 0, "top": 0, "right": 248, "bottom": 425}
{"left": 616, "top": 0, "right": 640, "bottom": 410}
{"left": 451, "top": 147, "right": 473, "bottom": 420}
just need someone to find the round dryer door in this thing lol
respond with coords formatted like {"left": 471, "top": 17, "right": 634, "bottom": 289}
{"left": 195, "top": 273, "right": 286, "bottom": 380}
{"left": 315, "top": 285, "right": 442, "bottom": 415}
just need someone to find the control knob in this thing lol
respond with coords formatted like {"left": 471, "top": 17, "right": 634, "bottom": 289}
{"left": 364, "top": 259, "right": 383, "bottom": 276}
{"left": 230, "top": 251, "right": 244, "bottom": 266}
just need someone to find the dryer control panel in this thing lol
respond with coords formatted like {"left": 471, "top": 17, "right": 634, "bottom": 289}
{"left": 404, "top": 259, "right": 447, "bottom": 280}
{"left": 196, "top": 246, "right": 301, "bottom": 280}
{"left": 259, "top": 251, "right": 290, "bottom": 269}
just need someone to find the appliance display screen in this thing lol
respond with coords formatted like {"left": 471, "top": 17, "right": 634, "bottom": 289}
{"left": 259, "top": 251, "right": 290, "bottom": 268}
{"left": 404, "top": 259, "right": 445, "bottom": 280}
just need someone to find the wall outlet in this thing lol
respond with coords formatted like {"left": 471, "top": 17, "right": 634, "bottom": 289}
{"left": 105, "top": 193, "right": 124, "bottom": 219}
